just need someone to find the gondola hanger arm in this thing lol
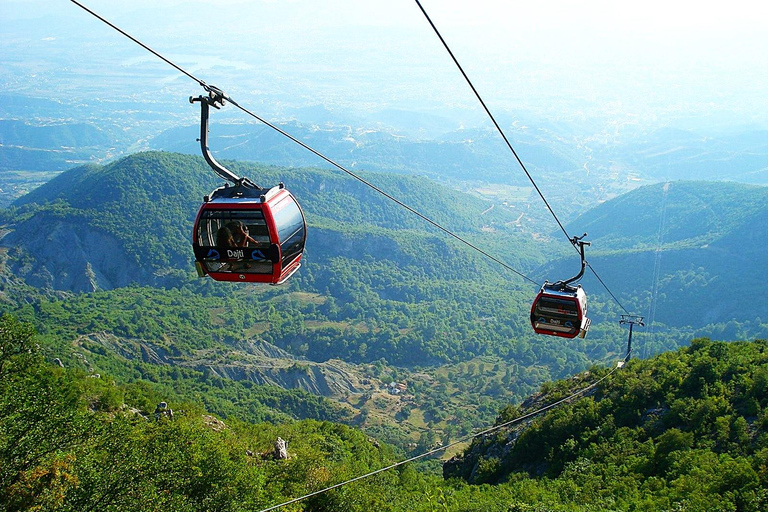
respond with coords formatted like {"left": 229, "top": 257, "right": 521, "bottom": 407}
{"left": 190, "top": 90, "right": 260, "bottom": 187}
{"left": 558, "top": 233, "right": 589, "bottom": 288}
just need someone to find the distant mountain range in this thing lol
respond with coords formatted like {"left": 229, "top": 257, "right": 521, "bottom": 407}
{"left": 0, "top": 118, "right": 127, "bottom": 171}
{"left": 148, "top": 119, "right": 583, "bottom": 186}
{"left": 607, "top": 126, "right": 768, "bottom": 183}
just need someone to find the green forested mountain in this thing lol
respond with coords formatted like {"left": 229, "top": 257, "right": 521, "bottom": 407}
{"left": 2, "top": 151, "right": 767, "bottom": 479}
{"left": 10, "top": 153, "right": 768, "bottom": 342}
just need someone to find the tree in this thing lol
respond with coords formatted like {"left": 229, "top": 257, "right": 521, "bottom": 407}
{"left": 0, "top": 315, "right": 94, "bottom": 510}
{"left": 0, "top": 314, "right": 37, "bottom": 379}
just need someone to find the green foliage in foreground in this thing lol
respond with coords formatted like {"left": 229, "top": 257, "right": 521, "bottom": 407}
{"left": 0, "top": 314, "right": 390, "bottom": 512}
{"left": 446, "top": 338, "right": 768, "bottom": 511}
{"left": 3, "top": 314, "right": 767, "bottom": 511}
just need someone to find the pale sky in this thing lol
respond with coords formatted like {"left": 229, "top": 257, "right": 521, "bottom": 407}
{"left": 3, "top": 0, "right": 767, "bottom": 129}
{"left": 8, "top": 0, "right": 764, "bottom": 44}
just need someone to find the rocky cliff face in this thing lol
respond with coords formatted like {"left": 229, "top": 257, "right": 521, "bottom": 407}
{"left": 1, "top": 212, "right": 178, "bottom": 292}
{"left": 202, "top": 359, "right": 363, "bottom": 398}
{"left": 75, "top": 331, "right": 366, "bottom": 399}
{"left": 189, "top": 337, "right": 365, "bottom": 398}
{"left": 75, "top": 332, "right": 175, "bottom": 365}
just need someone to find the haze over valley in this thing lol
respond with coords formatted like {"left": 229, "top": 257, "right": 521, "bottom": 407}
{"left": 1, "top": 2, "right": 767, "bottom": 510}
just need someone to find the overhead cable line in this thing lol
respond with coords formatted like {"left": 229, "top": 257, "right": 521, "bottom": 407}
{"left": 414, "top": 0, "right": 632, "bottom": 314}
{"left": 587, "top": 262, "right": 630, "bottom": 315}
{"left": 69, "top": 0, "right": 538, "bottom": 286}
{"left": 413, "top": 0, "right": 570, "bottom": 241}
{"left": 646, "top": 181, "right": 671, "bottom": 357}
{"left": 256, "top": 362, "right": 623, "bottom": 512}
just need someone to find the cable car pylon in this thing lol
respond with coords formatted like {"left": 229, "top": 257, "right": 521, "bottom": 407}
{"left": 619, "top": 315, "right": 644, "bottom": 363}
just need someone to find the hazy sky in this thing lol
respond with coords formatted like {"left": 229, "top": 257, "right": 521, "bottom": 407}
{"left": 12, "top": 0, "right": 759, "bottom": 33}
{"left": 12, "top": 0, "right": 758, "bottom": 40}
{"left": 4, "top": 0, "right": 767, "bottom": 131}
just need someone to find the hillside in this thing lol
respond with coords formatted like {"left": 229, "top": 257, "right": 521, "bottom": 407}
{"left": 3, "top": 152, "right": 212, "bottom": 290}
{"left": 1, "top": 152, "right": 570, "bottom": 371}
{"left": 3, "top": 314, "right": 765, "bottom": 511}
{"left": 541, "top": 180, "right": 768, "bottom": 336}
{"left": 444, "top": 337, "right": 768, "bottom": 511}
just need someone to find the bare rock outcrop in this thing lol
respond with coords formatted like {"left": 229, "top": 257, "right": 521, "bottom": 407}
{"left": 1, "top": 215, "right": 166, "bottom": 292}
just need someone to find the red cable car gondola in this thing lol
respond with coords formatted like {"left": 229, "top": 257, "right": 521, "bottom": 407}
{"left": 190, "top": 90, "right": 306, "bottom": 285}
{"left": 531, "top": 283, "right": 590, "bottom": 338}
{"left": 530, "top": 235, "right": 591, "bottom": 339}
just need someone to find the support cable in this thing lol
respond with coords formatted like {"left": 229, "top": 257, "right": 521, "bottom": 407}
{"left": 69, "top": 0, "right": 537, "bottom": 286}
{"left": 413, "top": 0, "right": 570, "bottom": 241}
{"left": 414, "top": 0, "right": 632, "bottom": 314}
{"left": 256, "top": 362, "right": 623, "bottom": 512}
{"left": 647, "top": 181, "right": 671, "bottom": 358}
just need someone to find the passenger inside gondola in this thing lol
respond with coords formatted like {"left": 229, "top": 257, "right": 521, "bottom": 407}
{"left": 197, "top": 212, "right": 274, "bottom": 275}
{"left": 198, "top": 211, "right": 269, "bottom": 249}
{"left": 216, "top": 225, "right": 235, "bottom": 247}
{"left": 220, "top": 221, "right": 257, "bottom": 247}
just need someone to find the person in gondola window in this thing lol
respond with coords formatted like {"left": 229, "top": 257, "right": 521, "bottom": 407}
{"left": 214, "top": 221, "right": 259, "bottom": 272}
{"left": 216, "top": 225, "right": 235, "bottom": 247}
{"left": 225, "top": 220, "right": 257, "bottom": 247}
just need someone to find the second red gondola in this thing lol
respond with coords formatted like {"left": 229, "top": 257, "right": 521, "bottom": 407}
{"left": 530, "top": 234, "right": 592, "bottom": 339}
{"left": 530, "top": 283, "right": 590, "bottom": 338}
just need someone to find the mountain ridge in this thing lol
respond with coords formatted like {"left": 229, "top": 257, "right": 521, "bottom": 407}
{"left": 3, "top": 150, "right": 538, "bottom": 292}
